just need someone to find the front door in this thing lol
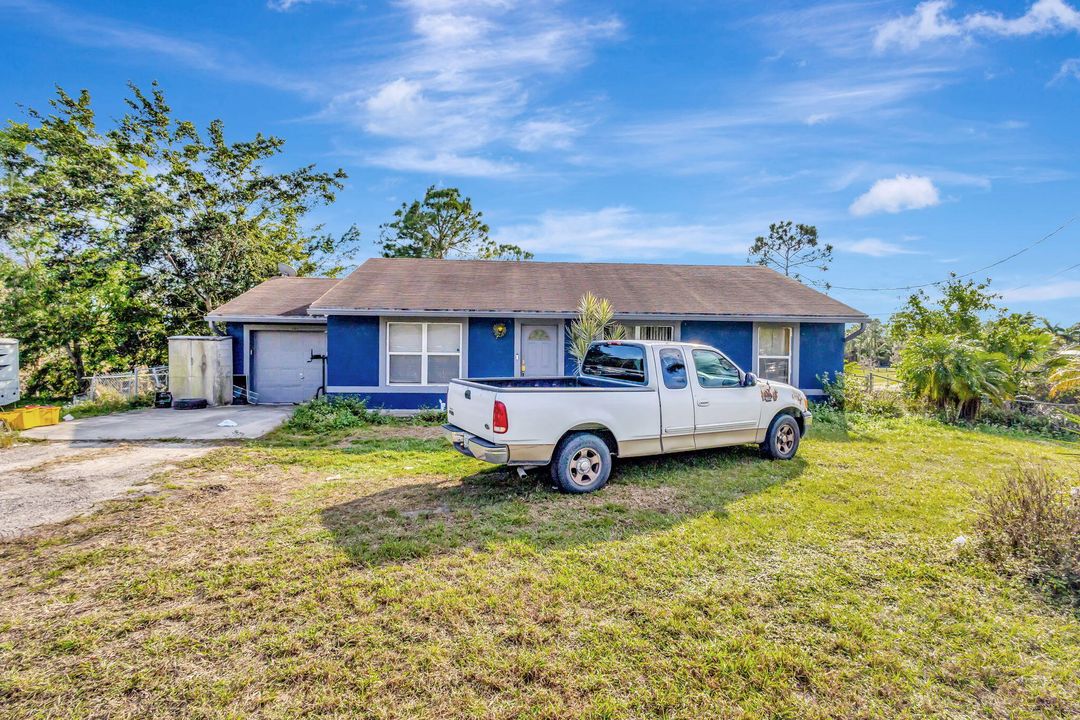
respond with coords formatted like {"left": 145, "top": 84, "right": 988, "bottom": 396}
{"left": 520, "top": 324, "right": 559, "bottom": 377}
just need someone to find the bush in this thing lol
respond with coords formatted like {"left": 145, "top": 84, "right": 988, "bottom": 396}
{"left": 819, "top": 371, "right": 905, "bottom": 417}
{"left": 965, "top": 406, "right": 1077, "bottom": 440}
{"left": 285, "top": 397, "right": 387, "bottom": 433}
{"left": 976, "top": 464, "right": 1080, "bottom": 606}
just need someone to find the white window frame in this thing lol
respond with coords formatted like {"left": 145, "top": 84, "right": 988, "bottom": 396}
{"left": 629, "top": 324, "right": 674, "bottom": 341}
{"left": 609, "top": 324, "right": 675, "bottom": 341}
{"left": 386, "top": 321, "right": 462, "bottom": 386}
{"left": 756, "top": 325, "right": 793, "bottom": 384}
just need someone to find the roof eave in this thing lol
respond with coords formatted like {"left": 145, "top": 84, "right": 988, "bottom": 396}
{"left": 307, "top": 306, "right": 869, "bottom": 323}
{"left": 206, "top": 314, "right": 327, "bottom": 324}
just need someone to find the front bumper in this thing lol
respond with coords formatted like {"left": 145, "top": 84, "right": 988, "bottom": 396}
{"left": 442, "top": 424, "right": 509, "bottom": 464}
{"left": 802, "top": 410, "right": 812, "bottom": 434}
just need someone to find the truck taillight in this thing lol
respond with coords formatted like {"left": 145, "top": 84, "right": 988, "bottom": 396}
{"left": 492, "top": 400, "right": 508, "bottom": 434}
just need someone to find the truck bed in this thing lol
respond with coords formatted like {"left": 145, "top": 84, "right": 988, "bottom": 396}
{"left": 451, "top": 376, "right": 648, "bottom": 391}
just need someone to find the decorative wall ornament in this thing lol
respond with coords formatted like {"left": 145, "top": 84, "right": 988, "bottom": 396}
{"left": 492, "top": 322, "right": 507, "bottom": 339}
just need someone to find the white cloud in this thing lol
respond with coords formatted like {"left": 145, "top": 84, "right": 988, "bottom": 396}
{"left": 314, "top": 0, "right": 622, "bottom": 176}
{"left": 875, "top": 0, "right": 1080, "bottom": 51}
{"left": 843, "top": 238, "right": 923, "bottom": 256}
{"left": 365, "top": 148, "right": 520, "bottom": 177}
{"left": 492, "top": 207, "right": 756, "bottom": 260}
{"left": 849, "top": 174, "right": 941, "bottom": 216}
{"left": 1002, "top": 280, "right": 1080, "bottom": 301}
{"left": 267, "top": 0, "right": 317, "bottom": 10}
{"left": 1051, "top": 57, "right": 1080, "bottom": 83}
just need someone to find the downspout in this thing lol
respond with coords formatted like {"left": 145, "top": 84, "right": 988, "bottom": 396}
{"left": 844, "top": 322, "right": 868, "bottom": 343}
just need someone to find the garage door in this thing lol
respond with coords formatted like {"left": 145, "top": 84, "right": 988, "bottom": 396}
{"left": 251, "top": 330, "right": 327, "bottom": 404}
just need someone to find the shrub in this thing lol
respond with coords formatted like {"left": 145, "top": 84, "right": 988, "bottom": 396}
{"left": 966, "top": 406, "right": 1077, "bottom": 440}
{"left": 976, "top": 464, "right": 1080, "bottom": 606}
{"left": 819, "top": 371, "right": 905, "bottom": 417}
{"left": 285, "top": 397, "right": 387, "bottom": 433}
{"left": 408, "top": 406, "right": 448, "bottom": 425}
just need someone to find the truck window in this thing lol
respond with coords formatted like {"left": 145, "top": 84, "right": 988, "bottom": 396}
{"left": 581, "top": 343, "right": 647, "bottom": 385}
{"left": 692, "top": 349, "right": 741, "bottom": 388}
{"left": 659, "top": 348, "right": 688, "bottom": 389}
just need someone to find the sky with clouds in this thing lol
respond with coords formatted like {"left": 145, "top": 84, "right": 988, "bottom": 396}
{"left": 1, "top": 0, "right": 1078, "bottom": 322}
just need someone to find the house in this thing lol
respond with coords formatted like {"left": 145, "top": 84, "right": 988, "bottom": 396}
{"left": 207, "top": 258, "right": 869, "bottom": 408}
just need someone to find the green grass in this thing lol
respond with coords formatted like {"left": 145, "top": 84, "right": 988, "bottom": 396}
{"left": 0, "top": 416, "right": 1077, "bottom": 718}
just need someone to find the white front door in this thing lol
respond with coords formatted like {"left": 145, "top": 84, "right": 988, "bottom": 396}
{"left": 520, "top": 324, "right": 559, "bottom": 377}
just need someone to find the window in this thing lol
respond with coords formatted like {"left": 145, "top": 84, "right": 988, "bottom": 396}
{"left": 527, "top": 328, "right": 550, "bottom": 341}
{"left": 387, "top": 322, "right": 462, "bottom": 385}
{"left": 605, "top": 324, "right": 674, "bottom": 341}
{"left": 692, "top": 349, "right": 741, "bottom": 388}
{"left": 659, "top": 348, "right": 688, "bottom": 389}
{"left": 757, "top": 326, "right": 792, "bottom": 383}
{"left": 581, "top": 343, "right": 647, "bottom": 385}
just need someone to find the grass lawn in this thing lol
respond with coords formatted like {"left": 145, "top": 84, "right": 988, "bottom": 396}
{"left": 1, "top": 415, "right": 1078, "bottom": 718}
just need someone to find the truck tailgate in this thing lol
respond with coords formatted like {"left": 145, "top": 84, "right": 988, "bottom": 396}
{"left": 447, "top": 381, "right": 498, "bottom": 443}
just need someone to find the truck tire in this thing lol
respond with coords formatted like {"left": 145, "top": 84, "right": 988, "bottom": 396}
{"left": 761, "top": 414, "right": 800, "bottom": 460}
{"left": 551, "top": 432, "right": 612, "bottom": 493}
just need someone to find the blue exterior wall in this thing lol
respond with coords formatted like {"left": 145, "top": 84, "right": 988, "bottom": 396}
{"left": 335, "top": 392, "right": 449, "bottom": 410}
{"left": 467, "top": 318, "right": 516, "bottom": 377}
{"left": 799, "top": 323, "right": 845, "bottom": 391}
{"left": 224, "top": 323, "right": 245, "bottom": 376}
{"left": 303, "top": 314, "right": 849, "bottom": 409}
{"left": 681, "top": 321, "right": 754, "bottom": 370}
{"left": 327, "top": 315, "right": 380, "bottom": 387}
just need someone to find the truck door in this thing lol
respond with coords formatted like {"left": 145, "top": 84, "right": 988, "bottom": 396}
{"left": 655, "top": 346, "right": 696, "bottom": 452}
{"left": 688, "top": 348, "right": 761, "bottom": 448}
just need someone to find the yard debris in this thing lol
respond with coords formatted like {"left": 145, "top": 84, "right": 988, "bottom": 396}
{"left": 217, "top": 419, "right": 238, "bottom": 427}
{"left": 63, "top": 414, "right": 74, "bottom": 422}
{"left": 951, "top": 534, "right": 969, "bottom": 549}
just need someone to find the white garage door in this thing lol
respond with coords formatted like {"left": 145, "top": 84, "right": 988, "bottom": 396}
{"left": 251, "top": 330, "right": 327, "bottom": 404}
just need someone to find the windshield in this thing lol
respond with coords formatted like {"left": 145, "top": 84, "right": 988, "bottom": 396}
{"left": 581, "top": 343, "right": 647, "bottom": 385}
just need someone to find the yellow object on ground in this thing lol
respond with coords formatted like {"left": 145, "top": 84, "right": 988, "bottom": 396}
{"left": 0, "top": 406, "right": 61, "bottom": 431}
{"left": 0, "top": 409, "right": 27, "bottom": 430}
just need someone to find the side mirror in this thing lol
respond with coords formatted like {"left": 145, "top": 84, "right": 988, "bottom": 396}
{"left": 743, "top": 372, "right": 757, "bottom": 387}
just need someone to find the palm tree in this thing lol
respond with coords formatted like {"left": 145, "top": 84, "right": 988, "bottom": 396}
{"left": 898, "top": 334, "right": 1014, "bottom": 420}
{"left": 1049, "top": 351, "right": 1080, "bottom": 399}
{"left": 567, "top": 292, "right": 626, "bottom": 372}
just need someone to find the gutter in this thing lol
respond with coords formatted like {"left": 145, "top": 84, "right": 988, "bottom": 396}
{"left": 844, "top": 322, "right": 869, "bottom": 343}
{"left": 306, "top": 307, "right": 872, "bottom": 324}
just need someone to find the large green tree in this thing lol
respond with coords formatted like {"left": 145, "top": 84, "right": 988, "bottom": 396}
{"left": 378, "top": 185, "right": 531, "bottom": 260}
{"left": 0, "top": 84, "right": 356, "bottom": 393}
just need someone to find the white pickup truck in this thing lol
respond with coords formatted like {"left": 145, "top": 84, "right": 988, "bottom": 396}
{"left": 443, "top": 340, "right": 811, "bottom": 493}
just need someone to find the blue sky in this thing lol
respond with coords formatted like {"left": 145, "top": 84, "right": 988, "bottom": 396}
{"left": 1, "top": 0, "right": 1079, "bottom": 322}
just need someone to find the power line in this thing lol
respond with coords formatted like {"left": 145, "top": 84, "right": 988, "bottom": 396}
{"left": 1003, "top": 259, "right": 1080, "bottom": 292}
{"left": 831, "top": 214, "right": 1078, "bottom": 292}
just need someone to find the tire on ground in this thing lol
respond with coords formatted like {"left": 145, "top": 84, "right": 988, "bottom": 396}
{"left": 550, "top": 432, "right": 612, "bottom": 493}
{"left": 761, "top": 414, "right": 801, "bottom": 460}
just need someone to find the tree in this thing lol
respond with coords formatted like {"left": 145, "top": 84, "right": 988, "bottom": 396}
{"left": 748, "top": 221, "right": 832, "bottom": 288}
{"left": 567, "top": 292, "right": 626, "bottom": 372}
{"left": 378, "top": 186, "right": 531, "bottom": 260}
{"left": 0, "top": 90, "right": 165, "bottom": 394}
{"left": 897, "top": 333, "right": 1013, "bottom": 420}
{"left": 0, "top": 84, "right": 356, "bottom": 392}
{"left": 846, "top": 319, "right": 895, "bottom": 367}
{"left": 113, "top": 84, "right": 358, "bottom": 333}
{"left": 890, "top": 275, "right": 1000, "bottom": 343}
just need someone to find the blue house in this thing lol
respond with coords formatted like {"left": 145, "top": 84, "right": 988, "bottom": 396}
{"left": 207, "top": 258, "right": 868, "bottom": 408}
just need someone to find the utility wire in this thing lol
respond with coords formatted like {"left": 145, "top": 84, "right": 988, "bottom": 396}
{"left": 1002, "top": 259, "right": 1080, "bottom": 292}
{"left": 831, "top": 214, "right": 1078, "bottom": 292}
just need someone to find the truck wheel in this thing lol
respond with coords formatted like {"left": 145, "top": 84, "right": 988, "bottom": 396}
{"left": 761, "top": 415, "right": 800, "bottom": 460}
{"left": 551, "top": 432, "right": 612, "bottom": 493}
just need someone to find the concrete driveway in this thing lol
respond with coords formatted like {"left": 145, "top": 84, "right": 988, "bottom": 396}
{"left": 22, "top": 405, "right": 293, "bottom": 441}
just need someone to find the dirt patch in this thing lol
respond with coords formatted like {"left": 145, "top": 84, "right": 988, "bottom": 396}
{"left": 0, "top": 442, "right": 216, "bottom": 539}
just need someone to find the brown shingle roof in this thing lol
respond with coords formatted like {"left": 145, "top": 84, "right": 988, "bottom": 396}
{"left": 308, "top": 258, "right": 868, "bottom": 321}
{"left": 207, "top": 276, "right": 340, "bottom": 320}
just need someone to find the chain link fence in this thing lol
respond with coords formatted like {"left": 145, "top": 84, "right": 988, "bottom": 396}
{"left": 78, "top": 366, "right": 168, "bottom": 403}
